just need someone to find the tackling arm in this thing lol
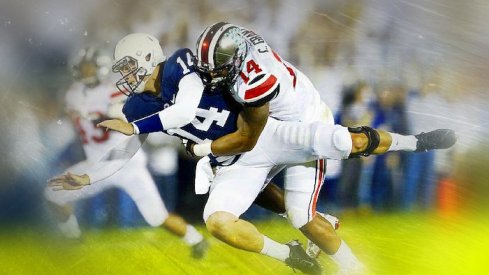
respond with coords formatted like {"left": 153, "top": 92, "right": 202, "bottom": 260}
{"left": 197, "top": 103, "right": 269, "bottom": 156}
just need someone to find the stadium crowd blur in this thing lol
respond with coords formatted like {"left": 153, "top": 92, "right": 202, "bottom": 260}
{"left": 0, "top": 0, "right": 488, "bottom": 229}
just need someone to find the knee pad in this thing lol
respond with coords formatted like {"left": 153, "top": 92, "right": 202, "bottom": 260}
{"left": 332, "top": 126, "right": 353, "bottom": 155}
{"left": 287, "top": 206, "right": 311, "bottom": 229}
{"left": 348, "top": 126, "right": 380, "bottom": 158}
{"left": 313, "top": 124, "right": 352, "bottom": 160}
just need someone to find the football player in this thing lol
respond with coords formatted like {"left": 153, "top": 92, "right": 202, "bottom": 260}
{"left": 189, "top": 22, "right": 457, "bottom": 273}
{"left": 45, "top": 47, "right": 208, "bottom": 259}
{"left": 50, "top": 33, "right": 455, "bottom": 274}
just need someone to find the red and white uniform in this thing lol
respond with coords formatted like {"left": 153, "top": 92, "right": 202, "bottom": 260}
{"left": 45, "top": 77, "right": 168, "bottom": 227}
{"left": 232, "top": 28, "right": 327, "bottom": 123}
{"left": 64, "top": 77, "right": 129, "bottom": 161}
{"left": 199, "top": 24, "right": 340, "bottom": 229}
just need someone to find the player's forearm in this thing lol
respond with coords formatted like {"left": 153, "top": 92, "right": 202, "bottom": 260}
{"left": 132, "top": 104, "right": 195, "bottom": 134}
{"left": 132, "top": 74, "right": 203, "bottom": 134}
{"left": 192, "top": 103, "right": 269, "bottom": 157}
{"left": 87, "top": 134, "right": 147, "bottom": 183}
{"left": 210, "top": 131, "right": 257, "bottom": 156}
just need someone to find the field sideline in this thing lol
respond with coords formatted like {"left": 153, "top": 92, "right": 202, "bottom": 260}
{"left": 1, "top": 211, "right": 488, "bottom": 275}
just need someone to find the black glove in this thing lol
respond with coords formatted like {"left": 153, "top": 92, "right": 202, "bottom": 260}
{"left": 182, "top": 139, "right": 197, "bottom": 157}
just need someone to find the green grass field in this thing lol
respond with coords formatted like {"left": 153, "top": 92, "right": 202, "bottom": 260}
{"left": 1, "top": 211, "right": 488, "bottom": 275}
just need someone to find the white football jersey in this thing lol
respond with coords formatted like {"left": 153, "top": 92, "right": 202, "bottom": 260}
{"left": 231, "top": 28, "right": 322, "bottom": 122}
{"left": 65, "top": 77, "right": 138, "bottom": 162}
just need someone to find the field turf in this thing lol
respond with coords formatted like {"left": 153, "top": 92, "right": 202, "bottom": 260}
{"left": 1, "top": 211, "right": 488, "bottom": 275}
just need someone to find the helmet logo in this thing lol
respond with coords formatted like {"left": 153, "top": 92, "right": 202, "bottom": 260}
{"left": 145, "top": 53, "right": 151, "bottom": 62}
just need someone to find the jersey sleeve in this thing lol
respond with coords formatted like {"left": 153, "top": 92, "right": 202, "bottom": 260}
{"left": 239, "top": 72, "right": 280, "bottom": 107}
{"left": 130, "top": 48, "right": 203, "bottom": 134}
{"left": 122, "top": 94, "right": 164, "bottom": 123}
{"left": 161, "top": 48, "right": 197, "bottom": 99}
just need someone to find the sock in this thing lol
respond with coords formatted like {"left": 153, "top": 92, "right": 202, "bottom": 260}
{"left": 388, "top": 133, "right": 417, "bottom": 152}
{"left": 182, "top": 225, "right": 204, "bottom": 246}
{"left": 260, "top": 236, "right": 290, "bottom": 262}
{"left": 330, "top": 241, "right": 364, "bottom": 272}
{"left": 58, "top": 214, "right": 81, "bottom": 239}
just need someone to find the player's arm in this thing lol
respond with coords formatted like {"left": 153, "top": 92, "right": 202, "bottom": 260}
{"left": 211, "top": 103, "right": 269, "bottom": 156}
{"left": 190, "top": 102, "right": 269, "bottom": 157}
{"left": 99, "top": 73, "right": 204, "bottom": 135}
{"left": 191, "top": 72, "right": 279, "bottom": 157}
{"left": 48, "top": 134, "right": 147, "bottom": 190}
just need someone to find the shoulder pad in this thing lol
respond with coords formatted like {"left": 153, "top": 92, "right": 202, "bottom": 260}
{"left": 242, "top": 73, "right": 279, "bottom": 107}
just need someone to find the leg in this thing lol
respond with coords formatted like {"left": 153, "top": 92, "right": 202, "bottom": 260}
{"left": 206, "top": 211, "right": 264, "bottom": 252}
{"left": 254, "top": 182, "right": 286, "bottom": 214}
{"left": 117, "top": 161, "right": 206, "bottom": 257}
{"left": 44, "top": 161, "right": 115, "bottom": 238}
{"left": 284, "top": 160, "right": 341, "bottom": 253}
{"left": 268, "top": 118, "right": 455, "bottom": 162}
{"left": 203, "top": 164, "right": 321, "bottom": 273}
{"left": 350, "top": 127, "right": 456, "bottom": 156}
{"left": 284, "top": 161, "right": 363, "bottom": 272}
{"left": 203, "top": 165, "right": 274, "bottom": 253}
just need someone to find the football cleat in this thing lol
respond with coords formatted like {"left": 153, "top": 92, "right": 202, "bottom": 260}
{"left": 306, "top": 213, "right": 339, "bottom": 259}
{"left": 285, "top": 240, "right": 322, "bottom": 275}
{"left": 415, "top": 129, "right": 457, "bottom": 152}
{"left": 191, "top": 238, "right": 209, "bottom": 259}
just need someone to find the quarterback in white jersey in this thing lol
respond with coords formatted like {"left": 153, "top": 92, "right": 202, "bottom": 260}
{"left": 45, "top": 47, "right": 207, "bottom": 258}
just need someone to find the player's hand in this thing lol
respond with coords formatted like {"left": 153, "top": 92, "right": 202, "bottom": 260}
{"left": 97, "top": 119, "right": 134, "bottom": 136}
{"left": 47, "top": 173, "right": 91, "bottom": 191}
{"left": 182, "top": 139, "right": 196, "bottom": 157}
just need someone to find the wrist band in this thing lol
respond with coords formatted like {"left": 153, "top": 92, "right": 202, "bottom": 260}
{"left": 193, "top": 143, "right": 213, "bottom": 157}
{"left": 131, "top": 123, "right": 140, "bottom": 134}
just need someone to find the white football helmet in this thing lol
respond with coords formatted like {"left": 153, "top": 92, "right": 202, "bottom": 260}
{"left": 71, "top": 47, "right": 112, "bottom": 87}
{"left": 112, "top": 33, "right": 166, "bottom": 94}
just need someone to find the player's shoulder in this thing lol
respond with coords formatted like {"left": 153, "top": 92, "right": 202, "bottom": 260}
{"left": 166, "top": 48, "right": 193, "bottom": 65}
{"left": 123, "top": 93, "right": 164, "bottom": 122}
{"left": 241, "top": 72, "right": 279, "bottom": 107}
{"left": 163, "top": 48, "right": 195, "bottom": 77}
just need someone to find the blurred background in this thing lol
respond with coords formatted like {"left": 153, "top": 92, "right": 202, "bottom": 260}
{"left": 0, "top": 0, "right": 488, "bottom": 274}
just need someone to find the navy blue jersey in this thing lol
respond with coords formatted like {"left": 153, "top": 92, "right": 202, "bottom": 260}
{"left": 123, "top": 48, "right": 242, "bottom": 166}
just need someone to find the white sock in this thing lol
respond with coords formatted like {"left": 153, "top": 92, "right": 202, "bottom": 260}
{"left": 331, "top": 241, "right": 364, "bottom": 272}
{"left": 58, "top": 214, "right": 81, "bottom": 239}
{"left": 182, "top": 225, "right": 204, "bottom": 246}
{"left": 388, "top": 133, "right": 417, "bottom": 151}
{"left": 260, "top": 236, "right": 290, "bottom": 262}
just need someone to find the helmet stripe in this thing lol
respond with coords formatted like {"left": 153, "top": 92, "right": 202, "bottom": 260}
{"left": 208, "top": 23, "right": 234, "bottom": 66}
{"left": 199, "top": 22, "right": 228, "bottom": 66}
{"left": 196, "top": 27, "right": 210, "bottom": 63}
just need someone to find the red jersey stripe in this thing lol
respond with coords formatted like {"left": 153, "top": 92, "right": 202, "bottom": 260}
{"left": 244, "top": 75, "right": 277, "bottom": 100}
